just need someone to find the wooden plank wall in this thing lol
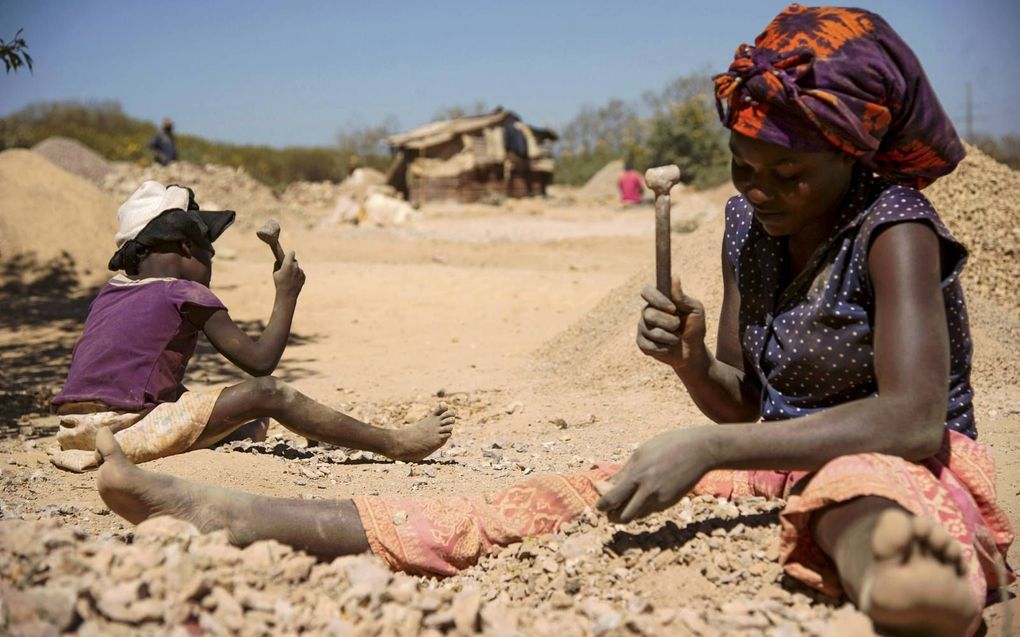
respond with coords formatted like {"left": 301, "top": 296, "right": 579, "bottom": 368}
{"left": 409, "top": 169, "right": 551, "bottom": 205}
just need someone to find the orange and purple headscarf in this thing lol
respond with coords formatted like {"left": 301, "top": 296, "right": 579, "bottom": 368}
{"left": 714, "top": 4, "right": 964, "bottom": 189}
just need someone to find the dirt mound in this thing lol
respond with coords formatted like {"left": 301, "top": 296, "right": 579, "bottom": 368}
{"left": 670, "top": 182, "right": 737, "bottom": 232}
{"left": 281, "top": 168, "right": 388, "bottom": 211}
{"left": 31, "top": 137, "right": 112, "bottom": 186}
{"left": 927, "top": 144, "right": 1020, "bottom": 316}
{"left": 535, "top": 207, "right": 726, "bottom": 395}
{"left": 280, "top": 180, "right": 343, "bottom": 210}
{"left": 0, "top": 149, "right": 117, "bottom": 287}
{"left": 102, "top": 161, "right": 331, "bottom": 232}
{"left": 575, "top": 159, "right": 624, "bottom": 202}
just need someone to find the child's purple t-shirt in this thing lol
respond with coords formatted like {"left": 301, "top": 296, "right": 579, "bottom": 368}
{"left": 52, "top": 275, "right": 226, "bottom": 411}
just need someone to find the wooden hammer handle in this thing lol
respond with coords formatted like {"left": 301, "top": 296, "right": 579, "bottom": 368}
{"left": 645, "top": 165, "right": 680, "bottom": 298}
{"left": 655, "top": 195, "right": 671, "bottom": 297}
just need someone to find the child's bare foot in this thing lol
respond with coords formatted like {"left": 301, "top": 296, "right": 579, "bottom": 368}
{"left": 382, "top": 404, "right": 455, "bottom": 462}
{"left": 96, "top": 428, "right": 242, "bottom": 535}
{"left": 860, "top": 508, "right": 976, "bottom": 636}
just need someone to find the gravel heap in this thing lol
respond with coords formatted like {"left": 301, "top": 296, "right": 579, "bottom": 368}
{"left": 282, "top": 168, "right": 386, "bottom": 211}
{"left": 101, "top": 162, "right": 330, "bottom": 231}
{"left": 0, "top": 149, "right": 118, "bottom": 287}
{"left": 534, "top": 201, "right": 726, "bottom": 396}
{"left": 279, "top": 180, "right": 345, "bottom": 211}
{"left": 927, "top": 144, "right": 1020, "bottom": 317}
{"left": 31, "top": 137, "right": 112, "bottom": 186}
{"left": 101, "top": 162, "right": 412, "bottom": 231}
{"left": 0, "top": 495, "right": 874, "bottom": 637}
{"left": 575, "top": 160, "right": 624, "bottom": 202}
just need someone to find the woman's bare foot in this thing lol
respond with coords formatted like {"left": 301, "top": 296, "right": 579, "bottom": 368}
{"left": 859, "top": 508, "right": 976, "bottom": 636}
{"left": 96, "top": 428, "right": 244, "bottom": 533}
{"left": 97, "top": 428, "right": 371, "bottom": 557}
{"left": 382, "top": 404, "right": 455, "bottom": 462}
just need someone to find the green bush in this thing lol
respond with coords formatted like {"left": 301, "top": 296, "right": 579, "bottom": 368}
{"left": 644, "top": 97, "right": 730, "bottom": 189}
{"left": 554, "top": 148, "right": 619, "bottom": 186}
{"left": 0, "top": 100, "right": 391, "bottom": 189}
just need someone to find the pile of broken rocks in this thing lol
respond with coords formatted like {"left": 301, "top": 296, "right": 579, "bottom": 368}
{"left": 1, "top": 494, "right": 875, "bottom": 636}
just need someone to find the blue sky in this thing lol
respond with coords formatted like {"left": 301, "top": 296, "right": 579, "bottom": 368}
{"left": 1, "top": 0, "right": 1017, "bottom": 147}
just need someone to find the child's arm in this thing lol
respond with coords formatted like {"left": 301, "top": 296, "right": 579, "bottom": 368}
{"left": 196, "top": 251, "right": 305, "bottom": 376}
{"left": 603, "top": 222, "right": 949, "bottom": 522}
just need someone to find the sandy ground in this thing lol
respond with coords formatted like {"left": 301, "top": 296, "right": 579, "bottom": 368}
{"left": 2, "top": 195, "right": 1017, "bottom": 635}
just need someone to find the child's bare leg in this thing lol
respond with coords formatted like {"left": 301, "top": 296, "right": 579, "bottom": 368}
{"left": 812, "top": 496, "right": 975, "bottom": 637}
{"left": 192, "top": 377, "right": 454, "bottom": 461}
{"left": 96, "top": 429, "right": 370, "bottom": 559}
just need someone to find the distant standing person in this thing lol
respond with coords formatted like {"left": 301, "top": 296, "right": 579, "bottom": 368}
{"left": 149, "top": 117, "right": 177, "bottom": 166}
{"left": 617, "top": 161, "right": 644, "bottom": 205}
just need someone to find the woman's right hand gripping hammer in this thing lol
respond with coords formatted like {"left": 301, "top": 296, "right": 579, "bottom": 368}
{"left": 636, "top": 276, "right": 707, "bottom": 371}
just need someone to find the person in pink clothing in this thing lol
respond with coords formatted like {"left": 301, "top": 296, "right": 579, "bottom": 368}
{"left": 617, "top": 161, "right": 644, "bottom": 205}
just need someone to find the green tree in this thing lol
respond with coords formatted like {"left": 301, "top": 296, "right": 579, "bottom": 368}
{"left": 336, "top": 116, "right": 399, "bottom": 157}
{"left": 556, "top": 72, "right": 730, "bottom": 188}
{"left": 560, "top": 99, "right": 641, "bottom": 157}
{"left": 1, "top": 28, "right": 32, "bottom": 74}
{"left": 642, "top": 71, "right": 715, "bottom": 117}
{"left": 645, "top": 96, "right": 730, "bottom": 189}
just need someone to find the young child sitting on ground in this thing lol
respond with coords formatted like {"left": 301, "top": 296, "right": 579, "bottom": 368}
{"left": 49, "top": 181, "right": 454, "bottom": 471}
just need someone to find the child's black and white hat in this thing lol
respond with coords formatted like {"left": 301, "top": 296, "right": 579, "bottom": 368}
{"left": 114, "top": 181, "right": 234, "bottom": 248}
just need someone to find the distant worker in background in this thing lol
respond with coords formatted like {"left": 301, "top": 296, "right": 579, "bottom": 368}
{"left": 618, "top": 161, "right": 644, "bottom": 205}
{"left": 149, "top": 117, "right": 177, "bottom": 166}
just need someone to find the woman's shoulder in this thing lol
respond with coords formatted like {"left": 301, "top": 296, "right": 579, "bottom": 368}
{"left": 859, "top": 180, "right": 945, "bottom": 232}
{"left": 856, "top": 178, "right": 968, "bottom": 284}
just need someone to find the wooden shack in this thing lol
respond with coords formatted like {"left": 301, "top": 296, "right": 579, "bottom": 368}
{"left": 385, "top": 109, "right": 557, "bottom": 204}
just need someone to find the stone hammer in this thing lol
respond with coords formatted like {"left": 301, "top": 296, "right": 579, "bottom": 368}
{"left": 256, "top": 219, "right": 286, "bottom": 270}
{"left": 644, "top": 165, "right": 682, "bottom": 296}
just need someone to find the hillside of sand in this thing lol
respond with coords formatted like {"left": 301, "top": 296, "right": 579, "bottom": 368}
{"left": 0, "top": 149, "right": 118, "bottom": 287}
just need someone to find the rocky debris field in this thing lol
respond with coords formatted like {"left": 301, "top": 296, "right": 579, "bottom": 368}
{"left": 927, "top": 144, "right": 1020, "bottom": 317}
{"left": 100, "top": 161, "right": 328, "bottom": 232}
{"left": 1, "top": 489, "right": 877, "bottom": 637}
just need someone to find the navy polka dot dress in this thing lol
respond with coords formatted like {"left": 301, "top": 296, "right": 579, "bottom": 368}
{"left": 724, "top": 170, "right": 976, "bottom": 439}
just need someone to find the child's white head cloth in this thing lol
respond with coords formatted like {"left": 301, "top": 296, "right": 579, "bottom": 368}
{"left": 115, "top": 181, "right": 233, "bottom": 248}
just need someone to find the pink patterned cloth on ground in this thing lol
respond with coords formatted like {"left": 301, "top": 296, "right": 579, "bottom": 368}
{"left": 353, "top": 464, "right": 619, "bottom": 576}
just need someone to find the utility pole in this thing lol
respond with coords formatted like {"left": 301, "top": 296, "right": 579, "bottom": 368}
{"left": 965, "top": 82, "right": 973, "bottom": 141}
